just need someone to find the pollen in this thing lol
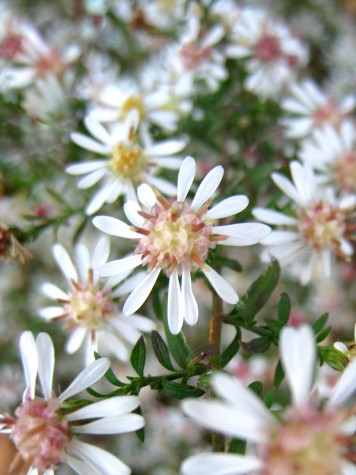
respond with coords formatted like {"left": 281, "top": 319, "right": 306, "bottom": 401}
{"left": 109, "top": 142, "right": 144, "bottom": 178}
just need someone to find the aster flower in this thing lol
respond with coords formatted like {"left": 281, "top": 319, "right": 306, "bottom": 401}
{"left": 182, "top": 324, "right": 356, "bottom": 475}
{"left": 253, "top": 161, "right": 355, "bottom": 285}
{"left": 226, "top": 8, "right": 308, "bottom": 98}
{"left": 300, "top": 122, "right": 356, "bottom": 195}
{"left": 67, "top": 110, "right": 187, "bottom": 215}
{"left": 39, "top": 237, "right": 155, "bottom": 364}
{"left": 280, "top": 79, "right": 355, "bottom": 139}
{"left": 0, "top": 331, "right": 144, "bottom": 474}
{"left": 93, "top": 156, "right": 270, "bottom": 334}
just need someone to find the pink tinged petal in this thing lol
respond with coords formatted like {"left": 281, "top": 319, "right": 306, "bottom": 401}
{"left": 74, "top": 413, "right": 144, "bottom": 434}
{"left": 146, "top": 175, "right": 177, "bottom": 196}
{"left": 41, "top": 283, "right": 67, "bottom": 300}
{"left": 53, "top": 244, "right": 78, "bottom": 283}
{"left": 124, "top": 201, "right": 144, "bottom": 227}
{"left": 84, "top": 116, "right": 112, "bottom": 145}
{"left": 77, "top": 168, "right": 107, "bottom": 189}
{"left": 69, "top": 440, "right": 130, "bottom": 475}
{"left": 280, "top": 325, "right": 316, "bottom": 406}
{"left": 204, "top": 195, "right": 249, "bottom": 220}
{"left": 137, "top": 183, "right": 157, "bottom": 209}
{"left": 182, "top": 399, "right": 266, "bottom": 442}
{"left": 70, "top": 133, "right": 111, "bottom": 155}
{"left": 181, "top": 453, "right": 263, "bottom": 475}
{"left": 66, "top": 160, "right": 108, "bottom": 175}
{"left": 260, "top": 231, "right": 300, "bottom": 245}
{"left": 168, "top": 270, "right": 184, "bottom": 335}
{"left": 75, "top": 244, "right": 90, "bottom": 282}
{"left": 93, "top": 216, "right": 141, "bottom": 239}
{"left": 123, "top": 268, "right": 161, "bottom": 316}
{"left": 329, "top": 358, "right": 356, "bottom": 406}
{"left": 65, "top": 327, "right": 87, "bottom": 354}
{"left": 271, "top": 172, "right": 306, "bottom": 207}
{"left": 177, "top": 156, "right": 196, "bottom": 202}
{"left": 58, "top": 357, "right": 110, "bottom": 402}
{"left": 66, "top": 454, "right": 101, "bottom": 475}
{"left": 191, "top": 165, "right": 224, "bottom": 211}
{"left": 67, "top": 395, "right": 140, "bottom": 421}
{"left": 39, "top": 306, "right": 65, "bottom": 319}
{"left": 36, "top": 333, "right": 54, "bottom": 400}
{"left": 145, "top": 139, "right": 187, "bottom": 156}
{"left": 202, "top": 266, "right": 238, "bottom": 304}
{"left": 19, "top": 331, "right": 38, "bottom": 398}
{"left": 92, "top": 236, "right": 110, "bottom": 270}
{"left": 252, "top": 208, "right": 298, "bottom": 225}
{"left": 212, "top": 223, "right": 271, "bottom": 245}
{"left": 182, "top": 268, "right": 198, "bottom": 326}
{"left": 96, "top": 254, "right": 143, "bottom": 277}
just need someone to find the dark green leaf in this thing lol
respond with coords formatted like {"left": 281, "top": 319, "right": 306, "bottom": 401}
{"left": 221, "top": 331, "right": 240, "bottom": 368}
{"left": 246, "top": 336, "right": 270, "bottom": 353}
{"left": 104, "top": 366, "right": 125, "bottom": 387}
{"left": 273, "top": 359, "right": 284, "bottom": 387}
{"left": 248, "top": 381, "right": 263, "bottom": 396}
{"left": 151, "top": 331, "right": 175, "bottom": 371}
{"left": 316, "top": 326, "right": 331, "bottom": 343}
{"left": 160, "top": 381, "right": 204, "bottom": 399}
{"left": 319, "top": 346, "right": 348, "bottom": 371}
{"left": 312, "top": 313, "right": 328, "bottom": 334}
{"left": 134, "top": 406, "right": 145, "bottom": 442}
{"left": 277, "top": 292, "right": 291, "bottom": 323}
{"left": 130, "top": 336, "right": 146, "bottom": 377}
{"left": 228, "top": 438, "right": 246, "bottom": 454}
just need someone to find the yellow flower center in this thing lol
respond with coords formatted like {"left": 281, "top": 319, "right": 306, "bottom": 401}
{"left": 109, "top": 142, "right": 144, "bottom": 179}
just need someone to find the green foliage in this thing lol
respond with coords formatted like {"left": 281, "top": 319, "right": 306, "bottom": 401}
{"left": 130, "top": 336, "right": 146, "bottom": 377}
{"left": 151, "top": 331, "right": 176, "bottom": 371}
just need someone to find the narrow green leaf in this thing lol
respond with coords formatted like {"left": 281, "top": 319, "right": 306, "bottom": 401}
{"left": 221, "top": 331, "right": 240, "bottom": 368}
{"left": 130, "top": 336, "right": 146, "bottom": 377}
{"left": 134, "top": 406, "right": 145, "bottom": 442}
{"left": 151, "top": 331, "right": 175, "bottom": 371}
{"left": 160, "top": 381, "right": 204, "bottom": 399}
{"left": 316, "top": 326, "right": 331, "bottom": 343}
{"left": 246, "top": 336, "right": 271, "bottom": 353}
{"left": 46, "top": 188, "right": 69, "bottom": 207}
{"left": 273, "top": 359, "right": 284, "bottom": 387}
{"left": 312, "top": 313, "right": 328, "bottom": 334}
{"left": 277, "top": 292, "right": 291, "bottom": 323}
{"left": 104, "top": 366, "right": 125, "bottom": 387}
{"left": 248, "top": 381, "right": 263, "bottom": 396}
{"left": 228, "top": 438, "right": 246, "bottom": 454}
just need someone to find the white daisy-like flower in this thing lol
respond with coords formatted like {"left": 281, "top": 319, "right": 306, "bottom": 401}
{"left": 93, "top": 156, "right": 271, "bottom": 334}
{"left": 226, "top": 8, "right": 308, "bottom": 98}
{"left": 300, "top": 121, "right": 356, "bottom": 195}
{"left": 253, "top": 161, "right": 355, "bottom": 285}
{"left": 39, "top": 237, "right": 155, "bottom": 364}
{"left": 182, "top": 324, "right": 356, "bottom": 475}
{"left": 67, "top": 110, "right": 187, "bottom": 215}
{"left": 0, "top": 331, "right": 144, "bottom": 475}
{"left": 281, "top": 79, "right": 355, "bottom": 139}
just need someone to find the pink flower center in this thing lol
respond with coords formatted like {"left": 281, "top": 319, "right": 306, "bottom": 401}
{"left": 298, "top": 201, "right": 346, "bottom": 255}
{"left": 313, "top": 100, "right": 345, "bottom": 128}
{"left": 135, "top": 197, "right": 214, "bottom": 275}
{"left": 260, "top": 405, "right": 354, "bottom": 475}
{"left": 10, "top": 397, "right": 69, "bottom": 472}
{"left": 0, "top": 34, "right": 23, "bottom": 59}
{"left": 180, "top": 41, "right": 212, "bottom": 70}
{"left": 254, "top": 34, "right": 282, "bottom": 62}
{"left": 335, "top": 151, "right": 356, "bottom": 193}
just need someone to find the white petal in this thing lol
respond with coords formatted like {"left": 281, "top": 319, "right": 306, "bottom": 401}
{"left": 341, "top": 462, "right": 356, "bottom": 475}
{"left": 59, "top": 358, "right": 110, "bottom": 402}
{"left": 280, "top": 325, "right": 316, "bottom": 406}
{"left": 151, "top": 157, "right": 183, "bottom": 169}
{"left": 67, "top": 395, "right": 140, "bottom": 421}
{"left": 69, "top": 440, "right": 130, "bottom": 475}
{"left": 19, "top": 331, "right": 38, "bottom": 398}
{"left": 123, "top": 269, "right": 160, "bottom": 315}
{"left": 252, "top": 208, "right": 298, "bottom": 225}
{"left": 212, "top": 223, "right": 271, "bottom": 243}
{"left": 74, "top": 414, "right": 144, "bottom": 434}
{"left": 65, "top": 327, "right": 88, "bottom": 354}
{"left": 272, "top": 172, "right": 306, "bottom": 207}
{"left": 96, "top": 254, "right": 143, "bottom": 277}
{"left": 146, "top": 175, "right": 177, "bottom": 196}
{"left": 260, "top": 231, "right": 300, "bottom": 245}
{"left": 66, "top": 454, "right": 101, "bottom": 475}
{"left": 181, "top": 453, "right": 263, "bottom": 475}
{"left": 202, "top": 266, "right": 238, "bottom": 304}
{"left": 204, "top": 195, "right": 249, "bottom": 220}
{"left": 182, "top": 268, "right": 198, "bottom": 326}
{"left": 93, "top": 216, "right": 141, "bottom": 239}
{"left": 41, "top": 283, "right": 67, "bottom": 300}
{"left": 77, "top": 169, "right": 107, "bottom": 189}
{"left": 168, "top": 269, "right": 184, "bottom": 335}
{"left": 66, "top": 160, "right": 108, "bottom": 175}
{"left": 124, "top": 201, "right": 144, "bottom": 227}
{"left": 70, "top": 133, "right": 111, "bottom": 155}
{"left": 177, "top": 156, "right": 196, "bottom": 202}
{"left": 290, "top": 161, "right": 315, "bottom": 203}
{"left": 75, "top": 244, "right": 91, "bottom": 282}
{"left": 53, "top": 244, "right": 78, "bottom": 283}
{"left": 191, "top": 165, "right": 224, "bottom": 211}
{"left": 39, "top": 306, "right": 65, "bottom": 319}
{"left": 145, "top": 139, "right": 186, "bottom": 156}
{"left": 36, "top": 333, "right": 54, "bottom": 400}
{"left": 85, "top": 183, "right": 113, "bottom": 216}
{"left": 92, "top": 236, "right": 110, "bottom": 269}
{"left": 84, "top": 116, "right": 112, "bottom": 145}
{"left": 123, "top": 314, "right": 156, "bottom": 332}
{"left": 137, "top": 183, "right": 156, "bottom": 209}
{"left": 329, "top": 358, "right": 356, "bottom": 406}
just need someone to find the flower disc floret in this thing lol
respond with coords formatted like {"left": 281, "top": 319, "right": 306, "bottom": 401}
{"left": 109, "top": 142, "right": 144, "bottom": 179}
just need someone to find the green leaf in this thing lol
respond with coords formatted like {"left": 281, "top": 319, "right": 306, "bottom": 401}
{"left": 273, "top": 359, "right": 284, "bottom": 387}
{"left": 277, "top": 292, "right": 291, "bottom": 323}
{"left": 246, "top": 336, "right": 271, "bottom": 353}
{"left": 316, "top": 326, "right": 331, "bottom": 343}
{"left": 230, "top": 260, "right": 280, "bottom": 324}
{"left": 228, "top": 438, "right": 246, "bottom": 454}
{"left": 160, "top": 381, "right": 204, "bottom": 399}
{"left": 312, "top": 313, "right": 328, "bottom": 334}
{"left": 151, "top": 331, "right": 175, "bottom": 371}
{"left": 248, "top": 381, "right": 263, "bottom": 396}
{"left": 221, "top": 330, "right": 240, "bottom": 368}
{"left": 319, "top": 346, "right": 348, "bottom": 371}
{"left": 163, "top": 296, "right": 190, "bottom": 369}
{"left": 104, "top": 366, "right": 125, "bottom": 387}
{"left": 134, "top": 406, "right": 145, "bottom": 443}
{"left": 130, "top": 336, "right": 146, "bottom": 377}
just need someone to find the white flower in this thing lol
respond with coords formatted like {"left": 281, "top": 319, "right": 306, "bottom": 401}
{"left": 182, "top": 325, "right": 356, "bottom": 475}
{"left": 67, "top": 110, "right": 187, "bottom": 215}
{"left": 300, "top": 121, "right": 356, "bottom": 195}
{"left": 93, "top": 156, "right": 270, "bottom": 334}
{"left": 253, "top": 161, "right": 355, "bottom": 285}
{"left": 226, "top": 7, "right": 308, "bottom": 98}
{"left": 0, "top": 331, "right": 144, "bottom": 475}
{"left": 39, "top": 237, "right": 155, "bottom": 364}
{"left": 281, "top": 79, "right": 355, "bottom": 139}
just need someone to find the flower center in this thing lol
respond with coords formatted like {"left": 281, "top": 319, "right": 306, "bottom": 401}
{"left": 135, "top": 198, "right": 213, "bottom": 275}
{"left": 0, "top": 34, "right": 23, "bottom": 59}
{"left": 109, "top": 142, "right": 144, "bottom": 179}
{"left": 255, "top": 34, "right": 282, "bottom": 62}
{"left": 313, "top": 100, "right": 344, "bottom": 128}
{"left": 260, "top": 405, "right": 353, "bottom": 475}
{"left": 298, "top": 201, "right": 346, "bottom": 253}
{"left": 10, "top": 397, "right": 69, "bottom": 472}
{"left": 65, "top": 282, "right": 113, "bottom": 329}
{"left": 335, "top": 151, "right": 356, "bottom": 193}
{"left": 180, "top": 41, "right": 212, "bottom": 70}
